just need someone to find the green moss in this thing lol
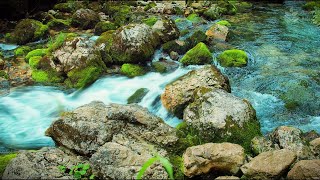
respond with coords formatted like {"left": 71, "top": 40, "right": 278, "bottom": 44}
{"left": 110, "top": 5, "right": 131, "bottom": 26}
{"left": 142, "top": 16, "right": 158, "bottom": 27}
{"left": 120, "top": 64, "right": 146, "bottom": 78}
{"left": 216, "top": 20, "right": 231, "bottom": 27}
{"left": 152, "top": 62, "right": 167, "bottom": 73}
{"left": 0, "top": 70, "right": 8, "bottom": 79}
{"left": 29, "top": 56, "right": 42, "bottom": 69}
{"left": 65, "top": 65, "right": 104, "bottom": 89}
{"left": 203, "top": 7, "right": 221, "bottom": 20}
{"left": 34, "top": 24, "right": 48, "bottom": 39}
{"left": 0, "top": 153, "right": 17, "bottom": 177}
{"left": 187, "top": 13, "right": 201, "bottom": 23}
{"left": 31, "top": 69, "right": 63, "bottom": 83}
{"left": 162, "top": 40, "right": 188, "bottom": 54}
{"left": 47, "top": 33, "right": 77, "bottom": 53}
{"left": 312, "top": 8, "right": 320, "bottom": 26}
{"left": 53, "top": 2, "right": 84, "bottom": 13}
{"left": 14, "top": 46, "right": 32, "bottom": 57}
{"left": 144, "top": 2, "right": 156, "bottom": 11}
{"left": 26, "top": 49, "right": 48, "bottom": 61}
{"left": 127, "top": 88, "right": 149, "bottom": 104}
{"left": 94, "top": 21, "right": 117, "bottom": 35}
{"left": 180, "top": 42, "right": 212, "bottom": 65}
{"left": 47, "top": 19, "right": 71, "bottom": 30}
{"left": 96, "top": 30, "right": 115, "bottom": 46}
{"left": 169, "top": 155, "right": 185, "bottom": 180}
{"left": 303, "top": 1, "right": 320, "bottom": 11}
{"left": 217, "top": 49, "right": 248, "bottom": 67}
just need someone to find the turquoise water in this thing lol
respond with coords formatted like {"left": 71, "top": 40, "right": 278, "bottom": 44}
{"left": 0, "top": 1, "right": 319, "bottom": 151}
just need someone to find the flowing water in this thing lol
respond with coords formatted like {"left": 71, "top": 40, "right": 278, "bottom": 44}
{"left": 0, "top": 1, "right": 319, "bottom": 152}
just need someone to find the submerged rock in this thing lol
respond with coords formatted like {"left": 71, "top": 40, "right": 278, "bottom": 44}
{"left": 287, "top": 160, "right": 320, "bottom": 179}
{"left": 183, "top": 89, "right": 261, "bottom": 151}
{"left": 127, "top": 88, "right": 149, "bottom": 104}
{"left": 161, "top": 65, "right": 230, "bottom": 118}
{"left": 151, "top": 60, "right": 179, "bottom": 73}
{"left": 120, "top": 63, "right": 146, "bottom": 78}
{"left": 241, "top": 149, "right": 296, "bottom": 179}
{"left": 183, "top": 143, "right": 245, "bottom": 177}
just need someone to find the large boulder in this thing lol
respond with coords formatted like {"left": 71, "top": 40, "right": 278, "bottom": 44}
{"left": 179, "top": 42, "right": 212, "bottom": 65}
{"left": 161, "top": 65, "right": 230, "bottom": 118}
{"left": 71, "top": 9, "right": 99, "bottom": 29}
{"left": 206, "top": 24, "right": 229, "bottom": 42}
{"left": 5, "top": 19, "right": 48, "bottom": 45}
{"left": 287, "top": 160, "right": 320, "bottom": 179}
{"left": 183, "top": 143, "right": 245, "bottom": 177}
{"left": 99, "top": 24, "right": 160, "bottom": 64}
{"left": 183, "top": 89, "right": 261, "bottom": 150}
{"left": 310, "top": 137, "right": 320, "bottom": 157}
{"left": 270, "top": 126, "right": 314, "bottom": 160}
{"left": 241, "top": 149, "right": 296, "bottom": 179}
{"left": 51, "top": 37, "right": 106, "bottom": 88}
{"left": 2, "top": 147, "right": 86, "bottom": 179}
{"left": 152, "top": 17, "right": 180, "bottom": 43}
{"left": 45, "top": 101, "right": 178, "bottom": 179}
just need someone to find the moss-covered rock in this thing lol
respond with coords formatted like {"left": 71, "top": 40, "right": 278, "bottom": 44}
{"left": 144, "top": 2, "right": 157, "bottom": 11}
{"left": 142, "top": 16, "right": 158, "bottom": 27}
{"left": 186, "top": 13, "right": 202, "bottom": 23}
{"left": 47, "top": 19, "right": 71, "bottom": 31}
{"left": 162, "top": 40, "right": 188, "bottom": 55}
{"left": 312, "top": 8, "right": 320, "bottom": 26}
{"left": 6, "top": 19, "right": 48, "bottom": 45}
{"left": 47, "top": 33, "right": 78, "bottom": 53}
{"left": 203, "top": 6, "right": 221, "bottom": 20}
{"left": 107, "top": 4, "right": 131, "bottom": 26}
{"left": 120, "top": 63, "right": 146, "bottom": 78}
{"left": 152, "top": 17, "right": 180, "bottom": 43}
{"left": 29, "top": 56, "right": 42, "bottom": 69}
{"left": 94, "top": 21, "right": 117, "bottom": 35}
{"left": 216, "top": 20, "right": 231, "bottom": 27}
{"left": 95, "top": 30, "right": 115, "bottom": 46}
{"left": 25, "top": 49, "right": 48, "bottom": 61}
{"left": 186, "top": 30, "right": 207, "bottom": 49}
{"left": 180, "top": 42, "right": 212, "bottom": 65}
{"left": 217, "top": 49, "right": 248, "bottom": 67}
{"left": 218, "top": 1, "right": 237, "bottom": 15}
{"left": 72, "top": 9, "right": 99, "bottom": 29}
{"left": 152, "top": 60, "right": 179, "bottom": 73}
{"left": 31, "top": 69, "right": 64, "bottom": 83}
{"left": 127, "top": 88, "right": 149, "bottom": 104}
{"left": 53, "top": 2, "right": 85, "bottom": 13}
{"left": 303, "top": 1, "right": 320, "bottom": 11}
{"left": 14, "top": 46, "right": 32, "bottom": 57}
{"left": 0, "top": 153, "right": 17, "bottom": 177}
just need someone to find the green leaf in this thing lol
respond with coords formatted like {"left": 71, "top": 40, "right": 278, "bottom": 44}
{"left": 83, "top": 163, "right": 90, "bottom": 170}
{"left": 79, "top": 170, "right": 86, "bottom": 175}
{"left": 158, "top": 156, "right": 174, "bottom": 180}
{"left": 58, "top": 165, "right": 66, "bottom": 172}
{"left": 89, "top": 174, "right": 95, "bottom": 180}
{"left": 74, "top": 171, "right": 82, "bottom": 179}
{"left": 77, "top": 163, "right": 84, "bottom": 169}
{"left": 136, "top": 157, "right": 159, "bottom": 179}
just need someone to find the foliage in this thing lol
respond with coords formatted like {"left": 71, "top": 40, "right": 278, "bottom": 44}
{"left": 216, "top": 20, "right": 231, "bottom": 27}
{"left": 312, "top": 8, "right": 320, "bottom": 26}
{"left": 58, "top": 163, "right": 95, "bottom": 180}
{"left": 144, "top": 2, "right": 156, "bottom": 11}
{"left": 137, "top": 155, "right": 174, "bottom": 180}
{"left": 142, "top": 16, "right": 158, "bottom": 27}
{"left": 186, "top": 13, "right": 201, "bottom": 23}
{"left": 303, "top": 1, "right": 320, "bottom": 11}
{"left": 0, "top": 153, "right": 17, "bottom": 177}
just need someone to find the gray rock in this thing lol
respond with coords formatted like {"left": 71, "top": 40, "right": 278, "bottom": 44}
{"left": 310, "top": 137, "right": 320, "bottom": 158}
{"left": 183, "top": 143, "right": 245, "bottom": 177}
{"left": 2, "top": 147, "right": 86, "bottom": 179}
{"left": 161, "top": 65, "right": 230, "bottom": 118}
{"left": 287, "top": 159, "right": 320, "bottom": 179}
{"left": 241, "top": 149, "right": 296, "bottom": 179}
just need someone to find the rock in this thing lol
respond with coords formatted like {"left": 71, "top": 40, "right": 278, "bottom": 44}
{"left": 241, "top": 149, "right": 296, "bottom": 179}
{"left": 5, "top": 19, "right": 48, "bottom": 45}
{"left": 186, "top": 13, "right": 202, "bottom": 23}
{"left": 162, "top": 40, "right": 188, "bottom": 54}
{"left": 142, "top": 16, "right": 159, "bottom": 27}
{"left": 152, "top": 17, "right": 180, "bottom": 43}
{"left": 251, "top": 136, "right": 275, "bottom": 155}
{"left": 52, "top": 37, "right": 106, "bottom": 88}
{"left": 287, "top": 160, "right": 320, "bottom": 179}
{"left": 72, "top": 9, "right": 99, "bottom": 29}
{"left": 2, "top": 147, "right": 86, "bottom": 179}
{"left": 101, "top": 23, "right": 159, "bottom": 64}
{"left": 215, "top": 176, "right": 240, "bottom": 180}
{"left": 120, "top": 63, "right": 146, "bottom": 78}
{"left": 169, "top": 51, "right": 179, "bottom": 60}
{"left": 152, "top": 60, "right": 179, "bottom": 73}
{"left": 0, "top": 58, "right": 4, "bottom": 69}
{"left": 206, "top": 24, "right": 229, "bottom": 42}
{"left": 46, "top": 101, "right": 178, "bottom": 155}
{"left": 186, "top": 30, "right": 207, "bottom": 49}
{"left": 310, "top": 138, "right": 320, "bottom": 157}
{"left": 161, "top": 65, "right": 230, "bottom": 118}
{"left": 46, "top": 101, "right": 178, "bottom": 179}
{"left": 270, "top": 126, "right": 314, "bottom": 160}
{"left": 180, "top": 42, "right": 212, "bottom": 65}
{"left": 218, "top": 49, "right": 248, "bottom": 67}
{"left": 203, "top": 5, "right": 221, "bottom": 20}
{"left": 127, "top": 88, "right": 149, "bottom": 104}
{"left": 47, "top": 19, "right": 71, "bottom": 31}
{"left": 183, "top": 143, "right": 245, "bottom": 177}
{"left": 94, "top": 21, "right": 117, "bottom": 35}
{"left": 216, "top": 20, "right": 231, "bottom": 27}
{"left": 184, "top": 89, "right": 261, "bottom": 151}
{"left": 53, "top": 1, "right": 85, "bottom": 13}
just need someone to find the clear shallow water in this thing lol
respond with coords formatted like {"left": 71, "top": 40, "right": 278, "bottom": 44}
{"left": 0, "top": 1, "right": 319, "bottom": 151}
